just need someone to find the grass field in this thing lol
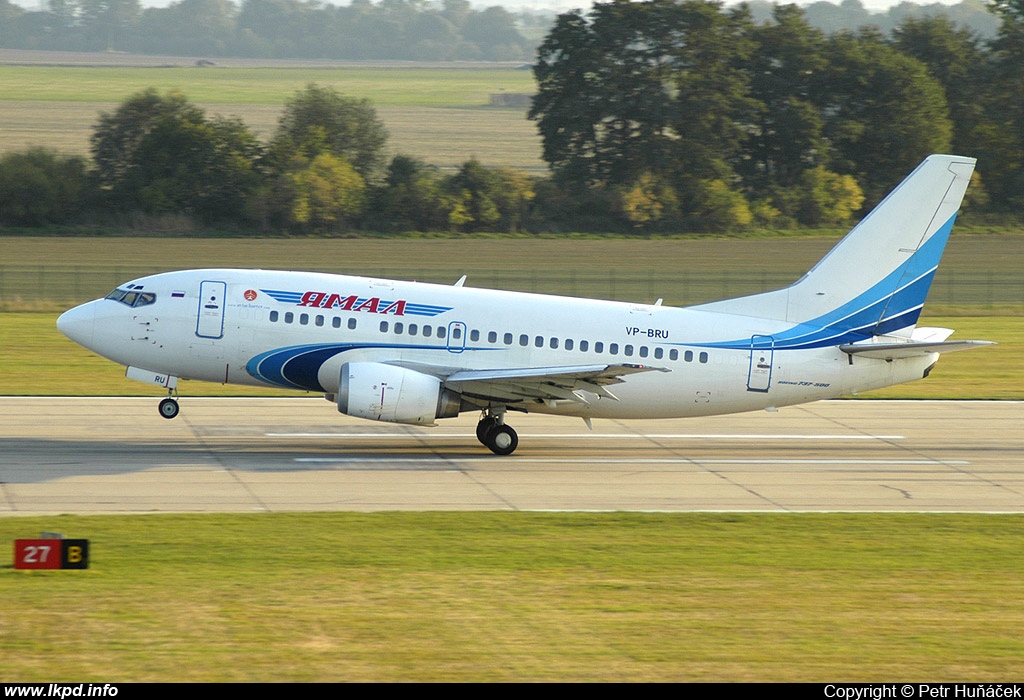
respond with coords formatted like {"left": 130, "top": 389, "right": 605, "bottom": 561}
{"left": 0, "top": 64, "right": 544, "bottom": 170}
{"left": 2, "top": 512, "right": 1023, "bottom": 681}
{"left": 0, "top": 65, "right": 537, "bottom": 105}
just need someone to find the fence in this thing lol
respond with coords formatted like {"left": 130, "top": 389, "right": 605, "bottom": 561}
{"left": 0, "top": 264, "right": 1020, "bottom": 308}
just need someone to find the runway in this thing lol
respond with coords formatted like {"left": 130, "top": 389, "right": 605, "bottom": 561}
{"left": 1, "top": 397, "right": 1021, "bottom": 514}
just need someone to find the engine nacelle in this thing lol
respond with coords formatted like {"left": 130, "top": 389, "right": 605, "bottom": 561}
{"left": 337, "top": 362, "right": 461, "bottom": 425}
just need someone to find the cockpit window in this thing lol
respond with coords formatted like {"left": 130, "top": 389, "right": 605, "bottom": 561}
{"left": 105, "top": 288, "right": 156, "bottom": 307}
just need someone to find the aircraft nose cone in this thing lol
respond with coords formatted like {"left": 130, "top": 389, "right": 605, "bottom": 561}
{"left": 57, "top": 302, "right": 97, "bottom": 349}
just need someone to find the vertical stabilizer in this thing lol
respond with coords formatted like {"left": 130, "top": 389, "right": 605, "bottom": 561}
{"left": 693, "top": 154, "right": 976, "bottom": 340}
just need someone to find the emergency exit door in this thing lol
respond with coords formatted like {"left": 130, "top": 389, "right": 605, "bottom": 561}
{"left": 747, "top": 334, "right": 774, "bottom": 393}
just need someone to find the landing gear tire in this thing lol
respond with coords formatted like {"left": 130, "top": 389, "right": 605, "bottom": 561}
{"left": 158, "top": 397, "right": 179, "bottom": 420}
{"left": 484, "top": 424, "right": 518, "bottom": 456}
{"left": 476, "top": 416, "right": 498, "bottom": 445}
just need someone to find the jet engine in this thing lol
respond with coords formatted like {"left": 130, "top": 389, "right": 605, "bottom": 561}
{"left": 338, "top": 362, "right": 461, "bottom": 425}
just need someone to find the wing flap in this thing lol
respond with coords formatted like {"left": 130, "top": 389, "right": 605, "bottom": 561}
{"left": 444, "top": 363, "right": 668, "bottom": 405}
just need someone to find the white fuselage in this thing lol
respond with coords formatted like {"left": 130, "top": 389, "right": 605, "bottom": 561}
{"left": 57, "top": 268, "right": 935, "bottom": 421}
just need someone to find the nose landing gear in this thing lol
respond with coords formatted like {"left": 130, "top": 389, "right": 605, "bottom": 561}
{"left": 476, "top": 408, "right": 518, "bottom": 455}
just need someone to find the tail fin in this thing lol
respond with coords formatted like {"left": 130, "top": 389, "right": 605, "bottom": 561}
{"left": 693, "top": 154, "right": 976, "bottom": 342}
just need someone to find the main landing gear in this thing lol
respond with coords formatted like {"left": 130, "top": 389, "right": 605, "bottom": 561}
{"left": 158, "top": 390, "right": 179, "bottom": 420}
{"left": 476, "top": 408, "right": 518, "bottom": 456}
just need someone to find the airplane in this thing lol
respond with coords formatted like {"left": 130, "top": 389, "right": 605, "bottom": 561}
{"left": 57, "top": 154, "right": 993, "bottom": 455}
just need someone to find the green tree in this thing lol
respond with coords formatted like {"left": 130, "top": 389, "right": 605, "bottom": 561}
{"left": 530, "top": 0, "right": 757, "bottom": 222}
{"left": 793, "top": 166, "right": 864, "bottom": 226}
{"left": 689, "top": 178, "right": 752, "bottom": 231}
{"left": 821, "top": 30, "right": 953, "bottom": 204}
{"left": 137, "top": 0, "right": 237, "bottom": 55}
{"left": 78, "top": 0, "right": 141, "bottom": 51}
{"left": 91, "top": 88, "right": 200, "bottom": 193}
{"left": 490, "top": 167, "right": 537, "bottom": 233}
{"left": 284, "top": 152, "right": 366, "bottom": 234}
{"left": 982, "top": 0, "right": 1024, "bottom": 207}
{"left": 371, "top": 155, "right": 450, "bottom": 232}
{"left": 892, "top": 16, "right": 990, "bottom": 159}
{"left": 444, "top": 158, "right": 502, "bottom": 232}
{"left": 462, "top": 6, "right": 530, "bottom": 60}
{"left": 91, "top": 89, "right": 264, "bottom": 221}
{"left": 269, "top": 84, "right": 388, "bottom": 181}
{"left": 0, "top": 148, "right": 91, "bottom": 226}
{"left": 0, "top": 0, "right": 25, "bottom": 45}
{"left": 615, "top": 171, "right": 678, "bottom": 231}
{"left": 743, "top": 4, "right": 829, "bottom": 189}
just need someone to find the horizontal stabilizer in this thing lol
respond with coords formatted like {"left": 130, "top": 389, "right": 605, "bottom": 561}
{"left": 840, "top": 340, "right": 995, "bottom": 360}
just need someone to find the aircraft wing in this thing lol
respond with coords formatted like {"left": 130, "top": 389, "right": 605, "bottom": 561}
{"left": 443, "top": 363, "right": 669, "bottom": 405}
{"left": 840, "top": 340, "right": 995, "bottom": 360}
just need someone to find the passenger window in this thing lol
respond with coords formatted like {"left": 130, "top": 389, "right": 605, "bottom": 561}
{"left": 270, "top": 310, "right": 279, "bottom": 322}
{"left": 565, "top": 339, "right": 574, "bottom": 351}
{"left": 394, "top": 322, "right": 404, "bottom": 334}
{"left": 332, "top": 317, "right": 341, "bottom": 328}
{"left": 624, "top": 345, "right": 633, "bottom": 356}
{"left": 315, "top": 315, "right": 324, "bottom": 327}
{"left": 685, "top": 350, "right": 693, "bottom": 362}
{"left": 423, "top": 326, "right": 432, "bottom": 338}
{"left": 595, "top": 342, "right": 604, "bottom": 353}
{"left": 437, "top": 327, "right": 446, "bottom": 339}
{"left": 408, "top": 324, "right": 418, "bottom": 336}
{"left": 579, "top": 340, "right": 589, "bottom": 352}
{"left": 489, "top": 331, "right": 498, "bottom": 343}
{"left": 470, "top": 329, "right": 480, "bottom": 342}
{"left": 284, "top": 312, "right": 294, "bottom": 324}
{"left": 699, "top": 352, "right": 709, "bottom": 363}
{"left": 348, "top": 318, "right": 357, "bottom": 330}
{"left": 535, "top": 336, "right": 544, "bottom": 348}
{"left": 669, "top": 349, "right": 679, "bottom": 361}
{"left": 299, "top": 313, "right": 309, "bottom": 325}
{"left": 654, "top": 347, "right": 663, "bottom": 359}
{"left": 504, "top": 333, "right": 513, "bottom": 345}
{"left": 639, "top": 346, "right": 648, "bottom": 358}
{"left": 452, "top": 326, "right": 462, "bottom": 340}
{"left": 609, "top": 343, "right": 619, "bottom": 355}
{"left": 380, "top": 321, "right": 389, "bottom": 333}
{"left": 519, "top": 334, "right": 529, "bottom": 347}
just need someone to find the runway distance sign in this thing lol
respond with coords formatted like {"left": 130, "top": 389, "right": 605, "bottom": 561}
{"left": 13, "top": 539, "right": 90, "bottom": 569}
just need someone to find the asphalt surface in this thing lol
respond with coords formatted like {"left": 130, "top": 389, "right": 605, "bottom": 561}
{"left": 1, "top": 397, "right": 1021, "bottom": 514}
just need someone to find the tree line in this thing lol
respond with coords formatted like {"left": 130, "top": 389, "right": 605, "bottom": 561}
{"left": 0, "top": 0, "right": 534, "bottom": 62}
{"left": 528, "top": 0, "right": 1024, "bottom": 232}
{"left": 0, "top": 84, "right": 539, "bottom": 233}
{"left": 2, "top": 0, "right": 1024, "bottom": 234}
{"left": 0, "top": 0, "right": 1002, "bottom": 63}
